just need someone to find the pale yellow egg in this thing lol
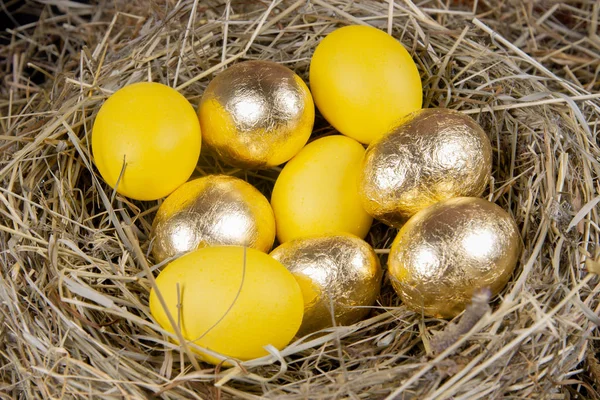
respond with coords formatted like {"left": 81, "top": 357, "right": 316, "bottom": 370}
{"left": 310, "top": 25, "right": 422, "bottom": 144}
{"left": 271, "top": 135, "right": 373, "bottom": 243}
{"left": 149, "top": 246, "right": 304, "bottom": 365}
{"left": 92, "top": 82, "right": 201, "bottom": 200}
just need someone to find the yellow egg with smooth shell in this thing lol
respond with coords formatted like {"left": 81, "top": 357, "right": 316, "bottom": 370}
{"left": 150, "top": 175, "right": 276, "bottom": 263}
{"left": 310, "top": 25, "right": 422, "bottom": 144}
{"left": 149, "top": 246, "right": 304, "bottom": 365}
{"left": 271, "top": 135, "right": 373, "bottom": 243}
{"left": 92, "top": 82, "right": 201, "bottom": 200}
{"left": 198, "top": 60, "right": 314, "bottom": 169}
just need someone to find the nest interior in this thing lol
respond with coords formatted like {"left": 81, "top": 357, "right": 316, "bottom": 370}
{"left": 1, "top": 1, "right": 600, "bottom": 399}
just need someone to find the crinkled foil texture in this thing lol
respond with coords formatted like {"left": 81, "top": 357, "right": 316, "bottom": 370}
{"left": 150, "top": 175, "right": 275, "bottom": 263}
{"left": 359, "top": 109, "right": 492, "bottom": 227}
{"left": 271, "top": 233, "right": 382, "bottom": 336}
{"left": 388, "top": 197, "right": 522, "bottom": 318}
{"left": 199, "top": 60, "right": 313, "bottom": 168}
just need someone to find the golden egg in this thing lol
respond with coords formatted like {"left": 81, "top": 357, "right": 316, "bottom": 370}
{"left": 150, "top": 175, "right": 275, "bottom": 263}
{"left": 198, "top": 60, "right": 314, "bottom": 169}
{"left": 388, "top": 197, "right": 522, "bottom": 319}
{"left": 359, "top": 109, "right": 492, "bottom": 227}
{"left": 270, "top": 233, "right": 382, "bottom": 336}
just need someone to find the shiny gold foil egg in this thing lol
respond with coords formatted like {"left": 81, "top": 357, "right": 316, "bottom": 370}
{"left": 150, "top": 175, "right": 276, "bottom": 263}
{"left": 388, "top": 197, "right": 522, "bottom": 319}
{"left": 359, "top": 109, "right": 493, "bottom": 227}
{"left": 270, "top": 233, "right": 382, "bottom": 336}
{"left": 198, "top": 60, "right": 315, "bottom": 169}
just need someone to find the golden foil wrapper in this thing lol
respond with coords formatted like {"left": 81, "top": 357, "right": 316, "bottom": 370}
{"left": 270, "top": 233, "right": 382, "bottom": 336}
{"left": 150, "top": 175, "right": 276, "bottom": 263}
{"left": 359, "top": 109, "right": 492, "bottom": 227}
{"left": 388, "top": 197, "right": 522, "bottom": 318}
{"left": 198, "top": 60, "right": 315, "bottom": 169}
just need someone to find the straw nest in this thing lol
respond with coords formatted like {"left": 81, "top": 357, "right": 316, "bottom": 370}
{"left": 1, "top": 1, "right": 599, "bottom": 399}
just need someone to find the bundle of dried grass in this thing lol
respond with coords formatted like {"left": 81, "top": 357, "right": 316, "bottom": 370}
{"left": 1, "top": 1, "right": 599, "bottom": 398}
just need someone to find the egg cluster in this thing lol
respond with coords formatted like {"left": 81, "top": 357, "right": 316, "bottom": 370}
{"left": 91, "top": 25, "right": 521, "bottom": 365}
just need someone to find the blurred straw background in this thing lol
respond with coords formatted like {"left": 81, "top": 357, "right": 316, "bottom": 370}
{"left": 1, "top": 0, "right": 599, "bottom": 398}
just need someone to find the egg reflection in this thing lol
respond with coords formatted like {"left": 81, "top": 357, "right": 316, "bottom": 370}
{"left": 462, "top": 228, "right": 496, "bottom": 260}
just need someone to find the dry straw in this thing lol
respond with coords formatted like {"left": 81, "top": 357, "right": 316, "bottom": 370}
{"left": 1, "top": 0, "right": 600, "bottom": 398}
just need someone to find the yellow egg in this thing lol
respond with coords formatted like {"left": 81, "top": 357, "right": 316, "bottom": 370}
{"left": 271, "top": 135, "right": 372, "bottom": 243}
{"left": 198, "top": 60, "right": 314, "bottom": 169}
{"left": 310, "top": 25, "right": 422, "bottom": 144}
{"left": 149, "top": 246, "right": 303, "bottom": 365}
{"left": 150, "top": 175, "right": 276, "bottom": 263}
{"left": 92, "top": 82, "right": 201, "bottom": 201}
